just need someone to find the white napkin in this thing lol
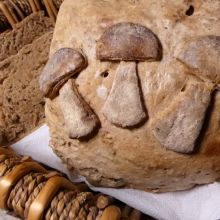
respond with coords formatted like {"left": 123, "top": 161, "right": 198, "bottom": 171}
{"left": 11, "top": 125, "right": 220, "bottom": 220}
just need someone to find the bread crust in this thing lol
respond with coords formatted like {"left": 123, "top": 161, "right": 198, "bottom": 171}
{"left": 46, "top": 0, "right": 220, "bottom": 192}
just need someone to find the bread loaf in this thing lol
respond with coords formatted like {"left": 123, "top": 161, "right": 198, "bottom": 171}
{"left": 0, "top": 11, "right": 53, "bottom": 62}
{"left": 0, "top": 12, "right": 53, "bottom": 143}
{"left": 43, "top": 0, "right": 220, "bottom": 192}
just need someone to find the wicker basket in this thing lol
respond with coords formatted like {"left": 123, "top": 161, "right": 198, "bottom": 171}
{"left": 0, "top": 147, "right": 152, "bottom": 220}
{"left": 0, "top": 0, "right": 64, "bottom": 30}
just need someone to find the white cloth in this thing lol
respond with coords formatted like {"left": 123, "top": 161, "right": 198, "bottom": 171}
{"left": 11, "top": 125, "right": 220, "bottom": 220}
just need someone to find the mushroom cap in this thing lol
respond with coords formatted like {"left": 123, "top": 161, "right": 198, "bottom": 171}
{"left": 96, "top": 22, "right": 161, "bottom": 61}
{"left": 39, "top": 48, "right": 87, "bottom": 99}
{"left": 177, "top": 35, "right": 220, "bottom": 84}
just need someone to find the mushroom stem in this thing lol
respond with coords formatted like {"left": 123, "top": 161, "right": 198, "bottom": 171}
{"left": 59, "top": 79, "right": 99, "bottom": 139}
{"left": 103, "top": 61, "right": 146, "bottom": 127}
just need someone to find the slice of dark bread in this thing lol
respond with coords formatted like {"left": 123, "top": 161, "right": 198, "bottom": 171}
{"left": 0, "top": 11, "right": 53, "bottom": 62}
{"left": 0, "top": 30, "right": 53, "bottom": 143}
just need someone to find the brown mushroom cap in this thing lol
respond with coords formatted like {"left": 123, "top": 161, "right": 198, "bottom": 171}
{"left": 177, "top": 35, "right": 220, "bottom": 84}
{"left": 96, "top": 22, "right": 161, "bottom": 61}
{"left": 39, "top": 48, "right": 87, "bottom": 99}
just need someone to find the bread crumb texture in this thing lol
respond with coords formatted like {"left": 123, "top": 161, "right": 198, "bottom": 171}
{"left": 0, "top": 12, "right": 53, "bottom": 143}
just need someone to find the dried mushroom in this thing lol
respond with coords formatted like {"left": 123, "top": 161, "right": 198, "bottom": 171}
{"left": 177, "top": 35, "right": 220, "bottom": 84}
{"left": 152, "top": 82, "right": 212, "bottom": 153}
{"left": 97, "top": 22, "right": 161, "bottom": 127}
{"left": 39, "top": 48, "right": 87, "bottom": 99}
{"left": 59, "top": 79, "right": 99, "bottom": 139}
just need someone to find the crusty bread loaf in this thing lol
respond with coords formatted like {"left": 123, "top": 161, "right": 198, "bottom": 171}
{"left": 0, "top": 11, "right": 53, "bottom": 62}
{"left": 44, "top": 0, "right": 220, "bottom": 192}
{"left": 0, "top": 11, "right": 53, "bottom": 144}
{"left": 0, "top": 31, "right": 53, "bottom": 143}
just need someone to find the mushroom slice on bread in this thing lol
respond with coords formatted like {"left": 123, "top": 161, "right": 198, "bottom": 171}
{"left": 152, "top": 82, "right": 213, "bottom": 154}
{"left": 96, "top": 22, "right": 162, "bottom": 127}
{"left": 39, "top": 48, "right": 99, "bottom": 139}
{"left": 152, "top": 35, "right": 220, "bottom": 154}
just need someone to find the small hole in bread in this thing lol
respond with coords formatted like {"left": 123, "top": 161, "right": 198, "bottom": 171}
{"left": 100, "top": 71, "right": 109, "bottom": 78}
{"left": 181, "top": 85, "right": 186, "bottom": 92}
{"left": 185, "top": 5, "right": 194, "bottom": 16}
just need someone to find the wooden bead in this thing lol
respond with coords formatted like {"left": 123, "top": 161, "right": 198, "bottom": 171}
{"left": 100, "top": 205, "right": 121, "bottom": 220}
{"left": 97, "top": 195, "right": 114, "bottom": 209}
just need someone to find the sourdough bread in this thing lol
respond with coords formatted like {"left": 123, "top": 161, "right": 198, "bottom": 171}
{"left": 0, "top": 11, "right": 53, "bottom": 62}
{"left": 0, "top": 12, "right": 53, "bottom": 143}
{"left": 44, "top": 0, "right": 220, "bottom": 192}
